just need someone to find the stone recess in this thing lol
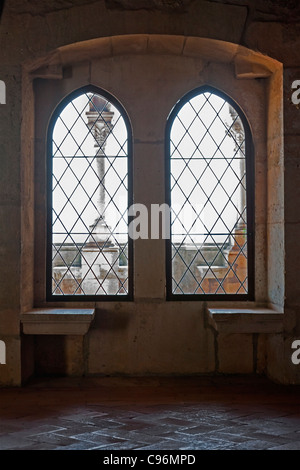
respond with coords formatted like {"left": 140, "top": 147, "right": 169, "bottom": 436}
{"left": 34, "top": 335, "right": 85, "bottom": 376}
{"left": 87, "top": 302, "right": 215, "bottom": 376}
{"left": 0, "top": 0, "right": 299, "bottom": 385}
{"left": 218, "top": 333, "right": 254, "bottom": 374}
{"left": 0, "top": 336, "right": 21, "bottom": 386}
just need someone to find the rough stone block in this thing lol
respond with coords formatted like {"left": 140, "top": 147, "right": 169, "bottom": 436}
{"left": 0, "top": 336, "right": 21, "bottom": 386}
{"left": 245, "top": 22, "right": 300, "bottom": 67}
{"left": 183, "top": 37, "right": 238, "bottom": 63}
{"left": 253, "top": 222, "right": 267, "bottom": 304}
{"left": 284, "top": 226, "right": 300, "bottom": 307}
{"left": 148, "top": 35, "right": 185, "bottom": 56}
{"left": 218, "top": 333, "right": 253, "bottom": 374}
{"left": 88, "top": 302, "right": 214, "bottom": 375}
{"left": 265, "top": 333, "right": 285, "bottom": 383}
{"left": 112, "top": 34, "right": 148, "bottom": 56}
{"left": 59, "top": 37, "right": 112, "bottom": 65}
{"left": 267, "top": 166, "right": 284, "bottom": 225}
{"left": 283, "top": 68, "right": 300, "bottom": 136}
{"left": 267, "top": 221, "right": 285, "bottom": 308}
{"left": 0, "top": 310, "right": 20, "bottom": 336}
{"left": 186, "top": 1, "right": 247, "bottom": 44}
{"left": 256, "top": 333, "right": 267, "bottom": 375}
{"left": 284, "top": 152, "right": 300, "bottom": 225}
{"left": 35, "top": 335, "right": 85, "bottom": 376}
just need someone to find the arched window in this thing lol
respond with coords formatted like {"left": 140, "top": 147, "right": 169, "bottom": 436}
{"left": 166, "top": 86, "right": 254, "bottom": 300}
{"left": 47, "top": 86, "right": 133, "bottom": 300}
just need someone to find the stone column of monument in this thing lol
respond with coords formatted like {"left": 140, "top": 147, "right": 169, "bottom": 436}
{"left": 229, "top": 105, "right": 246, "bottom": 228}
{"left": 226, "top": 105, "right": 247, "bottom": 292}
{"left": 81, "top": 95, "right": 120, "bottom": 295}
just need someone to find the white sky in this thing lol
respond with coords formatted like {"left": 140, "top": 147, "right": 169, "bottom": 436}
{"left": 170, "top": 93, "right": 245, "bottom": 245}
{"left": 52, "top": 94, "right": 128, "bottom": 245}
{"left": 51, "top": 92, "right": 246, "bottom": 247}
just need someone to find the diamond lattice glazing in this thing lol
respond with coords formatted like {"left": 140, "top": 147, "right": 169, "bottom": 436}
{"left": 169, "top": 92, "right": 248, "bottom": 295}
{"left": 50, "top": 91, "right": 130, "bottom": 296}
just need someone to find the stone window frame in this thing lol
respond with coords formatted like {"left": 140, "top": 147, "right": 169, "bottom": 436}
{"left": 46, "top": 84, "right": 134, "bottom": 302}
{"left": 165, "top": 84, "right": 255, "bottom": 301}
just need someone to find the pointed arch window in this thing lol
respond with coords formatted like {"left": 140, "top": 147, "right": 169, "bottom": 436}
{"left": 166, "top": 86, "right": 254, "bottom": 300}
{"left": 47, "top": 86, "right": 133, "bottom": 300}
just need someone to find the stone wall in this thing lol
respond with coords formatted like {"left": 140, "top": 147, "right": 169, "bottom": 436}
{"left": 0, "top": 0, "right": 299, "bottom": 385}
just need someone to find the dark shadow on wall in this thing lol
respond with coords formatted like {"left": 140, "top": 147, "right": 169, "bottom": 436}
{"left": 0, "top": 1, "right": 5, "bottom": 21}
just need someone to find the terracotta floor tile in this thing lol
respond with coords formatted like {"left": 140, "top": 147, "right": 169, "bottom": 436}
{"left": 1, "top": 375, "right": 300, "bottom": 450}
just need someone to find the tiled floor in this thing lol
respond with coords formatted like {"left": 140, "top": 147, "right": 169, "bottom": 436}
{"left": 0, "top": 375, "right": 300, "bottom": 450}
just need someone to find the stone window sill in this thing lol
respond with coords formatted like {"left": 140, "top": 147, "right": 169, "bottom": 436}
{"left": 21, "top": 308, "right": 95, "bottom": 335}
{"left": 206, "top": 307, "right": 284, "bottom": 334}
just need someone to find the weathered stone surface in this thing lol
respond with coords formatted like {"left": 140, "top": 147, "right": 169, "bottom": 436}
{"left": 235, "top": 56, "right": 273, "bottom": 79}
{"left": 111, "top": 34, "right": 148, "bottom": 56}
{"left": 148, "top": 34, "right": 185, "bottom": 55}
{"left": 208, "top": 0, "right": 300, "bottom": 22}
{"left": 283, "top": 307, "right": 298, "bottom": 335}
{"left": 88, "top": 302, "right": 214, "bottom": 375}
{"left": 282, "top": 336, "right": 300, "bottom": 384}
{"left": 284, "top": 226, "right": 300, "bottom": 307}
{"left": 284, "top": 138, "right": 300, "bottom": 225}
{"left": 186, "top": 0, "right": 247, "bottom": 43}
{"left": 207, "top": 308, "right": 283, "bottom": 335}
{"left": 132, "top": 136, "right": 166, "bottom": 298}
{"left": 6, "top": 0, "right": 100, "bottom": 15}
{"left": 267, "top": 222, "right": 285, "bottom": 308}
{"left": 245, "top": 22, "right": 300, "bottom": 66}
{"left": 184, "top": 37, "right": 238, "bottom": 62}
{"left": 265, "top": 334, "right": 285, "bottom": 383}
{"left": 21, "top": 308, "right": 95, "bottom": 335}
{"left": 268, "top": 167, "right": 284, "bottom": 225}
{"left": 105, "top": 0, "right": 193, "bottom": 11}
{"left": 95, "top": 54, "right": 203, "bottom": 142}
{"left": 34, "top": 335, "right": 85, "bottom": 376}
{"left": 0, "top": 311, "right": 20, "bottom": 336}
{"left": 255, "top": 159, "right": 267, "bottom": 225}
{"left": 0, "top": 336, "right": 21, "bottom": 386}
{"left": 256, "top": 333, "right": 267, "bottom": 375}
{"left": 0, "top": 0, "right": 299, "bottom": 385}
{"left": 6, "top": 0, "right": 300, "bottom": 20}
{"left": 283, "top": 68, "right": 300, "bottom": 135}
{"left": 0, "top": 68, "right": 22, "bottom": 201}
{"left": 218, "top": 333, "right": 253, "bottom": 374}
{"left": 284, "top": 137, "right": 300, "bottom": 304}
{"left": 254, "top": 223, "right": 267, "bottom": 304}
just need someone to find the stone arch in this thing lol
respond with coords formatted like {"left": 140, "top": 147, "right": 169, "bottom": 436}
{"left": 22, "top": 34, "right": 284, "bottom": 309}
{"left": 26, "top": 35, "right": 280, "bottom": 79}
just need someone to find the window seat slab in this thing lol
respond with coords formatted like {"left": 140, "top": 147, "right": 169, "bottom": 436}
{"left": 21, "top": 308, "right": 95, "bottom": 335}
{"left": 207, "top": 307, "right": 283, "bottom": 334}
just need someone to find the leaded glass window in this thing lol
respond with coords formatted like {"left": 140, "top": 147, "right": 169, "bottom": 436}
{"left": 166, "top": 87, "right": 254, "bottom": 300}
{"left": 47, "top": 86, "right": 133, "bottom": 300}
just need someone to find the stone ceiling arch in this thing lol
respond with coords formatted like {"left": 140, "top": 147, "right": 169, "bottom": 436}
{"left": 25, "top": 34, "right": 282, "bottom": 81}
